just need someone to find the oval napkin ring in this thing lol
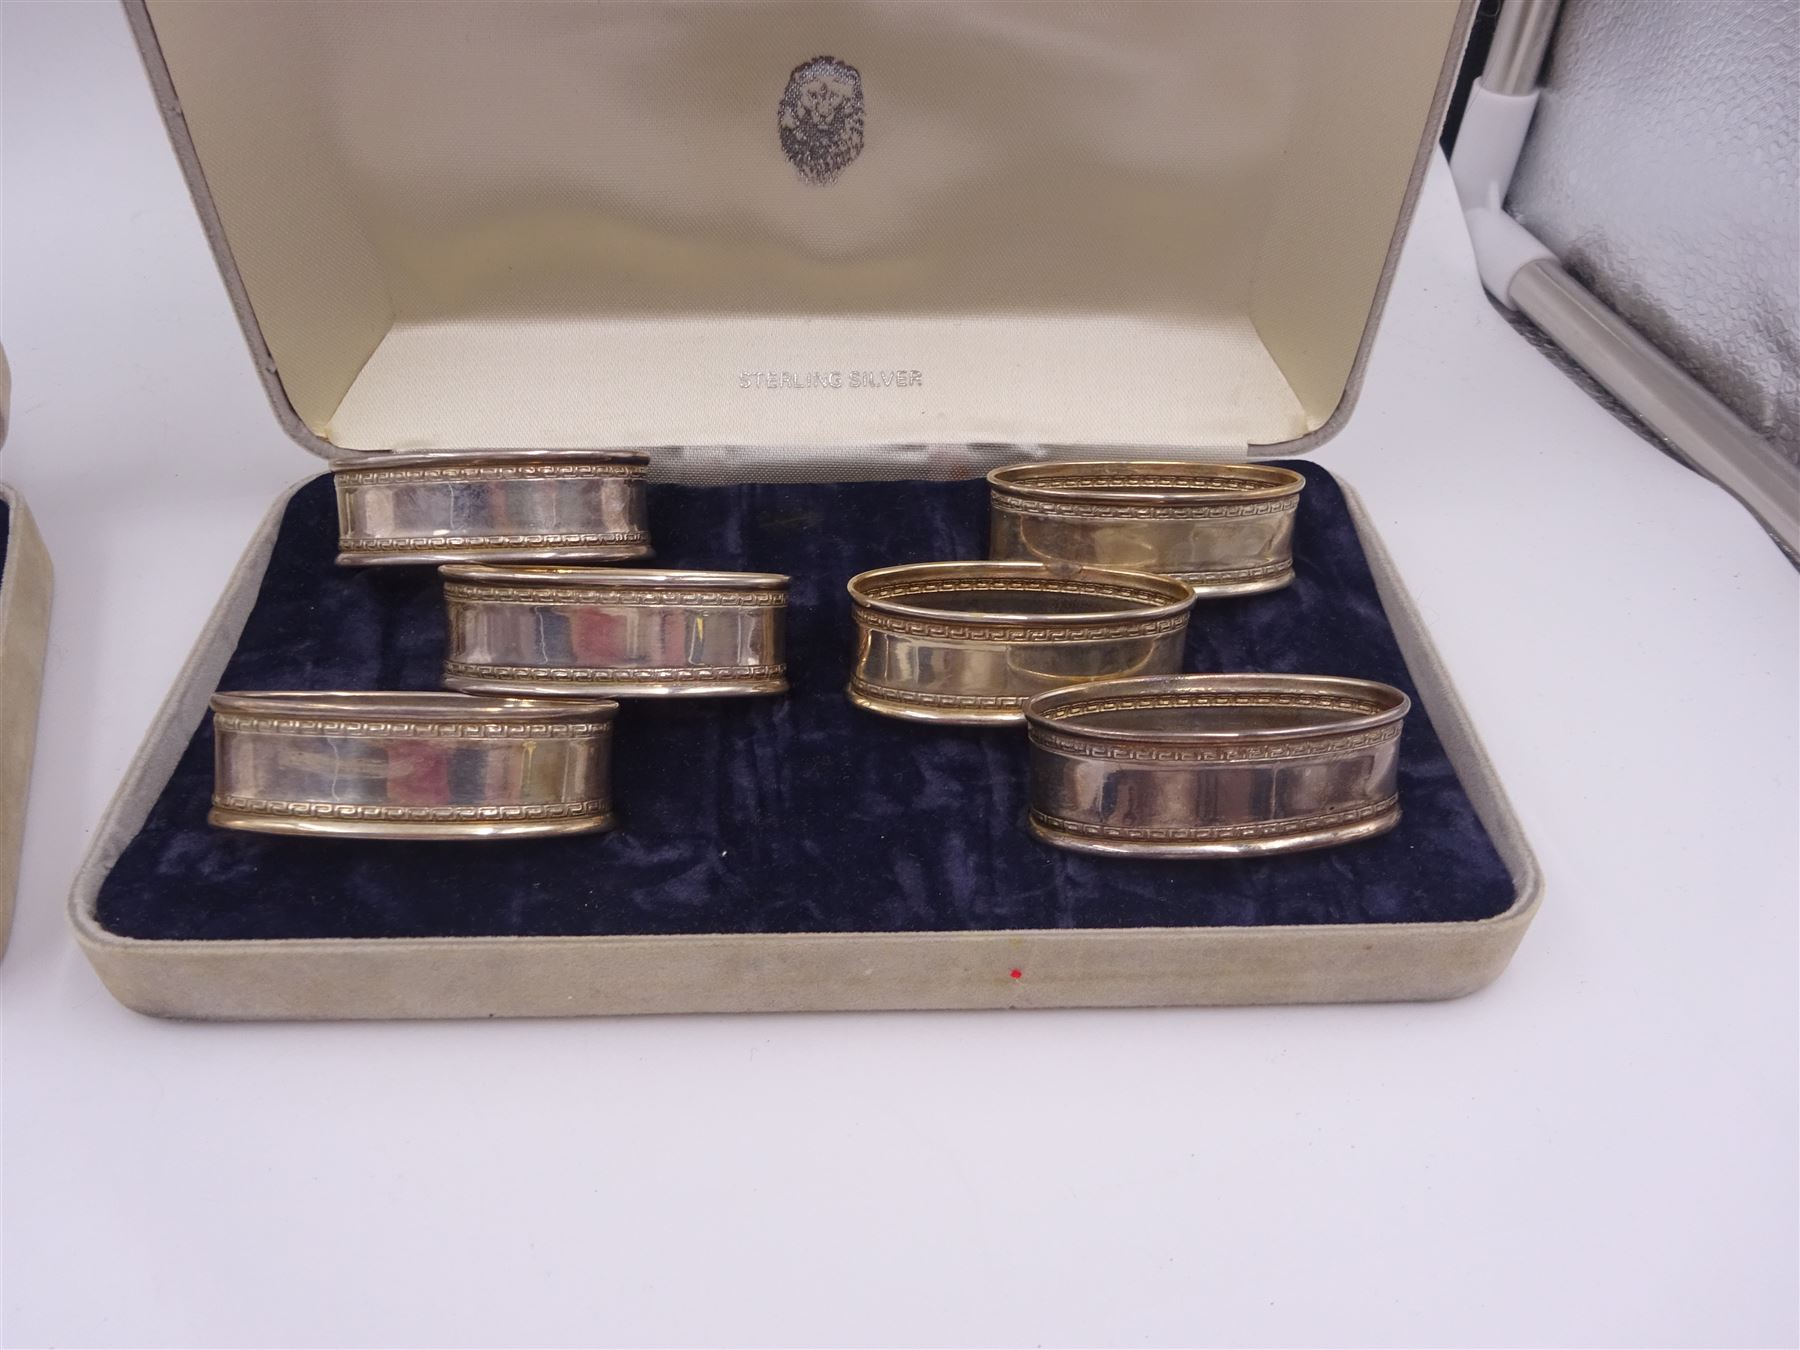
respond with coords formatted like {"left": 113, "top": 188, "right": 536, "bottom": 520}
{"left": 440, "top": 566, "right": 789, "bottom": 698}
{"left": 332, "top": 448, "right": 651, "bottom": 566}
{"left": 1024, "top": 674, "right": 1408, "bottom": 857}
{"left": 209, "top": 691, "right": 618, "bottom": 840}
{"left": 846, "top": 561, "right": 1195, "bottom": 725}
{"left": 987, "top": 460, "right": 1303, "bottom": 595}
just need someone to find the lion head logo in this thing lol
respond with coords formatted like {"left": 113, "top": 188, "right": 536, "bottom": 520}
{"left": 778, "top": 55, "right": 864, "bottom": 185}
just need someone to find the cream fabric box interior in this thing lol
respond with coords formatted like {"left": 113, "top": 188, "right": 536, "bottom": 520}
{"left": 0, "top": 348, "right": 54, "bottom": 960}
{"left": 72, "top": 0, "right": 1542, "bottom": 1018}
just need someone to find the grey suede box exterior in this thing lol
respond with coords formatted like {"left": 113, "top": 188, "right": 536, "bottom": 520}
{"left": 68, "top": 0, "right": 1541, "bottom": 1017}
{"left": 1, "top": 484, "right": 53, "bottom": 960}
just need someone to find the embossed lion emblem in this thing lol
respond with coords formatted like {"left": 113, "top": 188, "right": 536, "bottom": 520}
{"left": 778, "top": 55, "right": 864, "bottom": 185}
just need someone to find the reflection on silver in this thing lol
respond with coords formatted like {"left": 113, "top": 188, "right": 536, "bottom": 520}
{"left": 333, "top": 448, "right": 651, "bottom": 566}
{"left": 987, "top": 460, "right": 1303, "bottom": 595}
{"left": 441, "top": 566, "right": 789, "bottom": 698}
{"left": 1024, "top": 674, "right": 1408, "bottom": 858}
{"left": 209, "top": 691, "right": 617, "bottom": 840}
{"left": 846, "top": 561, "right": 1195, "bottom": 725}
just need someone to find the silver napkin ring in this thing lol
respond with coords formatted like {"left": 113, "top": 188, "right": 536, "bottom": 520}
{"left": 209, "top": 691, "right": 617, "bottom": 840}
{"left": 846, "top": 561, "right": 1195, "bottom": 725}
{"left": 333, "top": 448, "right": 651, "bottom": 566}
{"left": 1024, "top": 674, "right": 1408, "bottom": 857}
{"left": 987, "top": 460, "right": 1303, "bottom": 595}
{"left": 440, "top": 566, "right": 789, "bottom": 698}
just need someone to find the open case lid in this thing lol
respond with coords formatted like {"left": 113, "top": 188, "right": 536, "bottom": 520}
{"left": 128, "top": 0, "right": 1470, "bottom": 478}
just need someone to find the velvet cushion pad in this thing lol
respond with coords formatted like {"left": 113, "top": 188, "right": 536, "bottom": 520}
{"left": 96, "top": 466, "right": 1516, "bottom": 940}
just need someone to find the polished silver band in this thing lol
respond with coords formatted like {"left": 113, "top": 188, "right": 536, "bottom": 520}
{"left": 987, "top": 460, "right": 1303, "bottom": 595}
{"left": 1024, "top": 674, "right": 1408, "bottom": 857}
{"left": 333, "top": 448, "right": 651, "bottom": 566}
{"left": 209, "top": 691, "right": 618, "bottom": 840}
{"left": 847, "top": 561, "right": 1195, "bottom": 725}
{"left": 441, "top": 565, "right": 789, "bottom": 698}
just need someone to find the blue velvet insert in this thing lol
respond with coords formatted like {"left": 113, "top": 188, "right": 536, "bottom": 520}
{"left": 95, "top": 465, "right": 1516, "bottom": 940}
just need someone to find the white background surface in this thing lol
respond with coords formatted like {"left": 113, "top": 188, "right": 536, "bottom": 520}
{"left": 2, "top": 4, "right": 1796, "bottom": 1347}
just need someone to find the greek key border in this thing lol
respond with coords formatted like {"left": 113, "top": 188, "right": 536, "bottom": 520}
{"left": 850, "top": 680, "right": 1027, "bottom": 711}
{"left": 1031, "top": 795, "right": 1399, "bottom": 844}
{"left": 866, "top": 576, "right": 1181, "bottom": 607}
{"left": 446, "top": 660, "right": 787, "bottom": 683}
{"left": 343, "top": 531, "right": 648, "bottom": 553}
{"left": 1029, "top": 721, "right": 1400, "bottom": 764}
{"left": 213, "top": 715, "right": 611, "bottom": 739}
{"left": 444, "top": 583, "right": 784, "bottom": 608}
{"left": 993, "top": 492, "right": 1296, "bottom": 522}
{"left": 214, "top": 794, "right": 611, "bottom": 823}
{"left": 1040, "top": 690, "right": 1393, "bottom": 722}
{"left": 335, "top": 464, "right": 646, "bottom": 485}
{"left": 856, "top": 610, "right": 1189, "bottom": 644}
{"left": 1167, "top": 560, "right": 1292, "bottom": 583}
{"left": 1007, "top": 474, "right": 1280, "bottom": 493}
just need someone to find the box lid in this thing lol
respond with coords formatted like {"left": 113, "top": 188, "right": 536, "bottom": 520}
{"left": 129, "top": 0, "right": 1469, "bottom": 478}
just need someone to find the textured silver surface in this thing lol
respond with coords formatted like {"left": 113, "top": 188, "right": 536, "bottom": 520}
{"left": 1508, "top": 0, "right": 1800, "bottom": 466}
{"left": 1510, "top": 256, "right": 1799, "bottom": 554}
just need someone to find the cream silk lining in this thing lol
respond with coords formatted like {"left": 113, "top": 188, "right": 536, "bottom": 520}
{"left": 329, "top": 314, "right": 1298, "bottom": 452}
{"left": 144, "top": 0, "right": 1459, "bottom": 457}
